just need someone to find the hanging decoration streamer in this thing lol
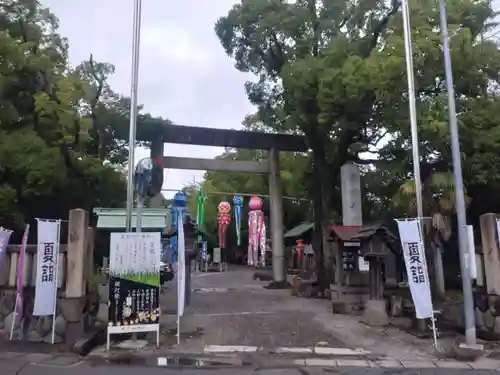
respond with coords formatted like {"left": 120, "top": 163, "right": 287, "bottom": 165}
{"left": 247, "top": 196, "right": 265, "bottom": 267}
{"left": 196, "top": 190, "right": 207, "bottom": 243}
{"left": 233, "top": 195, "right": 243, "bottom": 246}
{"left": 259, "top": 220, "right": 267, "bottom": 267}
{"left": 217, "top": 201, "right": 231, "bottom": 249}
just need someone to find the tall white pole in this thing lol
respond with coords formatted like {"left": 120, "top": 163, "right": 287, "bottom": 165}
{"left": 401, "top": 0, "right": 424, "bottom": 220}
{"left": 437, "top": 0, "right": 476, "bottom": 345}
{"left": 125, "top": 0, "right": 143, "bottom": 232}
{"left": 401, "top": 0, "right": 442, "bottom": 347}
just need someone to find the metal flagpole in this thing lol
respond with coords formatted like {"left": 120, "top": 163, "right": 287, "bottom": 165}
{"left": 401, "top": 0, "right": 441, "bottom": 349}
{"left": 401, "top": 0, "right": 424, "bottom": 221}
{"left": 437, "top": 0, "right": 476, "bottom": 345}
{"left": 51, "top": 220, "right": 61, "bottom": 344}
{"left": 125, "top": 0, "right": 143, "bottom": 232}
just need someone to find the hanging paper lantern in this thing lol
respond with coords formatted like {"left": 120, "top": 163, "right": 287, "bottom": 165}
{"left": 248, "top": 196, "right": 263, "bottom": 211}
{"left": 174, "top": 192, "right": 187, "bottom": 207}
{"left": 134, "top": 157, "right": 164, "bottom": 198}
{"left": 233, "top": 195, "right": 243, "bottom": 246}
{"left": 217, "top": 201, "right": 231, "bottom": 249}
{"left": 247, "top": 196, "right": 265, "bottom": 267}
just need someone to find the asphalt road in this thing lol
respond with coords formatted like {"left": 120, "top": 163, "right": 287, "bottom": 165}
{"left": 11, "top": 362, "right": 500, "bottom": 375}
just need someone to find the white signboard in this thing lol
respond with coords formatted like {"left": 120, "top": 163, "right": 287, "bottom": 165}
{"left": 213, "top": 247, "right": 221, "bottom": 264}
{"left": 467, "top": 225, "right": 477, "bottom": 279}
{"left": 107, "top": 232, "right": 161, "bottom": 350}
{"left": 109, "top": 232, "right": 161, "bottom": 276}
{"left": 396, "top": 219, "right": 434, "bottom": 319}
{"left": 33, "top": 220, "right": 60, "bottom": 317}
{"left": 358, "top": 256, "right": 370, "bottom": 272}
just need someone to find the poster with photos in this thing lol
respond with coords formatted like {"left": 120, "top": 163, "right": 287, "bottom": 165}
{"left": 108, "top": 232, "right": 161, "bottom": 334}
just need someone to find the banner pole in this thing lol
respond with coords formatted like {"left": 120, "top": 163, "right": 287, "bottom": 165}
{"left": 417, "top": 218, "right": 440, "bottom": 350}
{"left": 177, "top": 316, "right": 180, "bottom": 345}
{"left": 51, "top": 220, "right": 61, "bottom": 344}
{"left": 9, "top": 294, "right": 18, "bottom": 340}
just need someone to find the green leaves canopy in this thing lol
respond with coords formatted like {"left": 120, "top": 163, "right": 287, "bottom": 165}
{"left": 0, "top": 0, "right": 171, "bottom": 230}
{"left": 214, "top": 0, "right": 500, "bottom": 228}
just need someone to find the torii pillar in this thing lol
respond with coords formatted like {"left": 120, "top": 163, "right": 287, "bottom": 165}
{"left": 269, "top": 148, "right": 286, "bottom": 284}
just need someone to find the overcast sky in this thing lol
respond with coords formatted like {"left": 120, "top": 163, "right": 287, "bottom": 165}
{"left": 40, "top": 0, "right": 255, "bottom": 198}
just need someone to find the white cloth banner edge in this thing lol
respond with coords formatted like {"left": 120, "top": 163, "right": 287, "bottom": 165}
{"left": 33, "top": 220, "right": 60, "bottom": 316}
{"left": 396, "top": 219, "right": 434, "bottom": 319}
{"left": 177, "top": 215, "right": 186, "bottom": 318}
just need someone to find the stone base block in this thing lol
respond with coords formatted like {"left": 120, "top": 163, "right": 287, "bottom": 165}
{"left": 178, "top": 314, "right": 198, "bottom": 335}
{"left": 452, "top": 343, "right": 484, "bottom": 361}
{"left": 332, "top": 301, "right": 347, "bottom": 314}
{"left": 363, "top": 300, "right": 389, "bottom": 327}
{"left": 60, "top": 297, "right": 85, "bottom": 323}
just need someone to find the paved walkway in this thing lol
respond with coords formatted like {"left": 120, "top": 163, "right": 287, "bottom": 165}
{"left": 3, "top": 266, "right": 500, "bottom": 372}
{"left": 87, "top": 265, "right": 500, "bottom": 370}
{"left": 158, "top": 266, "right": 439, "bottom": 359}
{"left": 3, "top": 351, "right": 500, "bottom": 374}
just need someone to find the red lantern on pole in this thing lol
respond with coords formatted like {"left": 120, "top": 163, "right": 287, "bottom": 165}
{"left": 296, "top": 239, "right": 304, "bottom": 270}
{"left": 217, "top": 201, "right": 231, "bottom": 249}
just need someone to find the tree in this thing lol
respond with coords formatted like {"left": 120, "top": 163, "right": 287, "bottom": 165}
{"left": 215, "top": 0, "right": 500, "bottom": 289}
{"left": 215, "top": 0, "right": 408, "bottom": 287}
{"left": 0, "top": 0, "right": 170, "bottom": 233}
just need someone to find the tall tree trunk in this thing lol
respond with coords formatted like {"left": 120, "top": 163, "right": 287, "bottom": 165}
{"left": 312, "top": 152, "right": 334, "bottom": 292}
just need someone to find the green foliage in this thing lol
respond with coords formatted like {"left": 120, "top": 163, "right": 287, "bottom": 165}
{"left": 214, "top": 0, "right": 500, "bottom": 232}
{"left": 0, "top": 0, "right": 172, "bottom": 230}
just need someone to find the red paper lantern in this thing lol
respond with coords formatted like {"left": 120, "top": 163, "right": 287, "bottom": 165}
{"left": 217, "top": 201, "right": 231, "bottom": 248}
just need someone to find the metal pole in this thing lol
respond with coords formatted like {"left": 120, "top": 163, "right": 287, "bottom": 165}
{"left": 401, "top": 0, "right": 424, "bottom": 220}
{"left": 125, "top": 0, "right": 143, "bottom": 232}
{"left": 136, "top": 194, "right": 143, "bottom": 233}
{"left": 437, "top": 0, "right": 476, "bottom": 345}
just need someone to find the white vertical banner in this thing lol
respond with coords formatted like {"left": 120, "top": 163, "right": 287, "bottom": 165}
{"left": 396, "top": 219, "right": 434, "bottom": 319}
{"left": 33, "top": 219, "right": 60, "bottom": 319}
{"left": 177, "top": 214, "right": 186, "bottom": 345}
{"left": 467, "top": 225, "right": 477, "bottom": 279}
{"left": 0, "top": 227, "right": 13, "bottom": 271}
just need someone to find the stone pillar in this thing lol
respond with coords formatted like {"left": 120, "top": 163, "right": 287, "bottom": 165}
{"left": 0, "top": 249, "right": 10, "bottom": 286}
{"left": 480, "top": 213, "right": 500, "bottom": 294}
{"left": 149, "top": 139, "right": 164, "bottom": 208}
{"left": 268, "top": 148, "right": 286, "bottom": 284}
{"left": 7, "top": 252, "right": 17, "bottom": 287}
{"left": 61, "top": 208, "right": 89, "bottom": 344}
{"left": 341, "top": 162, "right": 365, "bottom": 286}
{"left": 340, "top": 162, "right": 362, "bottom": 226}
{"left": 86, "top": 228, "right": 95, "bottom": 285}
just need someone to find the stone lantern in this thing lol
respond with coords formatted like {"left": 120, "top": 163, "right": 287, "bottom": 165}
{"left": 350, "top": 223, "right": 398, "bottom": 327}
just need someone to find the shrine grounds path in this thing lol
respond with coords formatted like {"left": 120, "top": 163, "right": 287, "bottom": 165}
{"left": 4, "top": 265, "right": 500, "bottom": 372}
{"left": 159, "top": 265, "right": 443, "bottom": 359}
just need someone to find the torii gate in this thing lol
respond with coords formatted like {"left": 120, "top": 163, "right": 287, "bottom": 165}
{"left": 142, "top": 124, "right": 308, "bottom": 285}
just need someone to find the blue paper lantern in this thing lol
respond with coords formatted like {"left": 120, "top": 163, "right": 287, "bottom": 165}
{"left": 174, "top": 192, "right": 187, "bottom": 207}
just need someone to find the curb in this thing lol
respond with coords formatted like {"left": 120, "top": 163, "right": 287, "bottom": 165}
{"left": 86, "top": 344, "right": 500, "bottom": 371}
{"left": 290, "top": 358, "right": 500, "bottom": 370}
{"left": 203, "top": 345, "right": 370, "bottom": 356}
